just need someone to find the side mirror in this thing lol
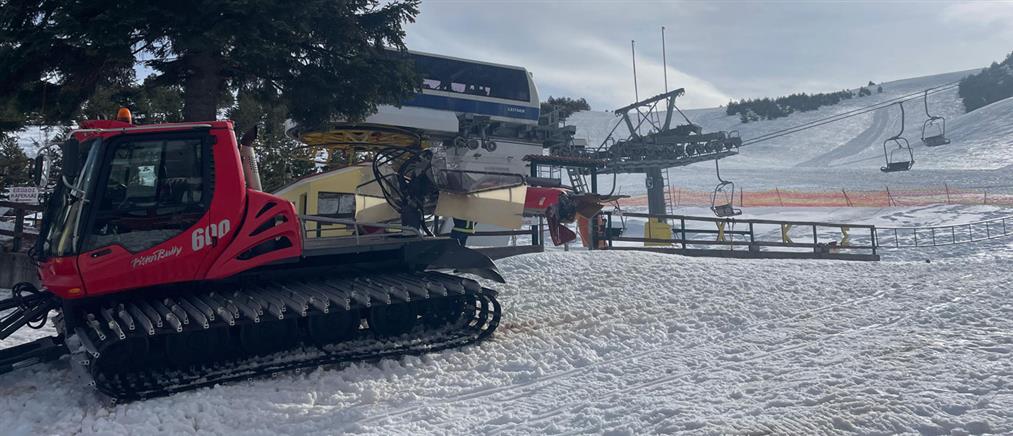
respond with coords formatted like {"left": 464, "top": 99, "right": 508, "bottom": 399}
{"left": 32, "top": 153, "right": 52, "bottom": 188}
{"left": 60, "top": 138, "right": 81, "bottom": 180}
{"left": 239, "top": 125, "right": 259, "bottom": 148}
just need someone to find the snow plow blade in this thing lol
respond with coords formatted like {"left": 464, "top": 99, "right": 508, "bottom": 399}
{"left": 0, "top": 336, "right": 67, "bottom": 375}
{"left": 1, "top": 284, "right": 66, "bottom": 374}
{"left": 407, "top": 240, "right": 505, "bottom": 283}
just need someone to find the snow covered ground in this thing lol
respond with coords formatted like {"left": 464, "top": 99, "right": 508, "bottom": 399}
{"left": 3, "top": 246, "right": 1012, "bottom": 435}
{"left": 4, "top": 69, "right": 1013, "bottom": 434}
{"left": 0, "top": 221, "right": 11, "bottom": 243}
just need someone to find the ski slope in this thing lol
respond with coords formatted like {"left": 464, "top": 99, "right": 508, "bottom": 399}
{"left": 568, "top": 70, "right": 1013, "bottom": 196}
{"left": 3, "top": 245, "right": 1012, "bottom": 435}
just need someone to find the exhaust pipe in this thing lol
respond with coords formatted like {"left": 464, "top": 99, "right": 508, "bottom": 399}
{"left": 239, "top": 126, "right": 263, "bottom": 191}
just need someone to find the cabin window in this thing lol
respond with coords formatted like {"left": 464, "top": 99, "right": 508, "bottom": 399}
{"left": 413, "top": 54, "right": 530, "bottom": 102}
{"left": 317, "top": 192, "right": 355, "bottom": 219}
{"left": 84, "top": 136, "right": 208, "bottom": 252}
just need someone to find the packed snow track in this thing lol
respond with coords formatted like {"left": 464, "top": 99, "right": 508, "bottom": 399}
{"left": 2, "top": 249, "right": 1010, "bottom": 435}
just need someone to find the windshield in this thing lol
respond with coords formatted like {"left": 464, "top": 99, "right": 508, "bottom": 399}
{"left": 40, "top": 138, "right": 102, "bottom": 258}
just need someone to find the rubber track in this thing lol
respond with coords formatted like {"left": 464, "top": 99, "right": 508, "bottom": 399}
{"left": 69, "top": 271, "right": 501, "bottom": 402}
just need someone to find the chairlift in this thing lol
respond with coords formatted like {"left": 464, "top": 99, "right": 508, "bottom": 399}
{"left": 881, "top": 102, "right": 914, "bottom": 173}
{"left": 920, "top": 89, "right": 950, "bottom": 147}
{"left": 608, "top": 203, "right": 627, "bottom": 238}
{"left": 710, "top": 159, "right": 742, "bottom": 217}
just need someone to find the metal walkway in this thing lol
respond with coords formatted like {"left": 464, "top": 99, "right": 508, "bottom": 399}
{"left": 597, "top": 210, "right": 1013, "bottom": 260}
{"left": 875, "top": 215, "right": 1013, "bottom": 248}
{"left": 600, "top": 211, "right": 880, "bottom": 261}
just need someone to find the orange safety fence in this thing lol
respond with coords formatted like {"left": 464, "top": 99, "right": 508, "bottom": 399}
{"left": 618, "top": 187, "right": 1013, "bottom": 208}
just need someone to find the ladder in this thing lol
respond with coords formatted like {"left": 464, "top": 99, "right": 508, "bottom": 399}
{"left": 568, "top": 169, "right": 589, "bottom": 194}
{"left": 662, "top": 168, "right": 675, "bottom": 215}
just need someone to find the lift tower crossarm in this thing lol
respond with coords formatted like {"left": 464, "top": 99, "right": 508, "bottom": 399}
{"left": 614, "top": 88, "right": 686, "bottom": 138}
{"left": 613, "top": 88, "right": 686, "bottom": 115}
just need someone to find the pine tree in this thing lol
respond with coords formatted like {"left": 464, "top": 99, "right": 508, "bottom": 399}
{"left": 727, "top": 88, "right": 858, "bottom": 122}
{"left": 540, "top": 96, "right": 591, "bottom": 120}
{"left": 0, "top": 134, "right": 31, "bottom": 192}
{"left": 959, "top": 51, "right": 1013, "bottom": 113}
{"left": 0, "top": 0, "right": 421, "bottom": 130}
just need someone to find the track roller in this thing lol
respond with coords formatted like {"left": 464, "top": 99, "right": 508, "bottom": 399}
{"left": 306, "top": 311, "right": 361, "bottom": 346}
{"left": 239, "top": 318, "right": 300, "bottom": 356}
{"left": 368, "top": 303, "right": 418, "bottom": 337}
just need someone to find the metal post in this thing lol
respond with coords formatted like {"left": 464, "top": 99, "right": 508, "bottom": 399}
{"left": 645, "top": 168, "right": 667, "bottom": 217}
{"left": 661, "top": 27, "right": 668, "bottom": 94}
{"left": 530, "top": 161, "right": 539, "bottom": 245}
{"left": 606, "top": 212, "right": 614, "bottom": 248}
{"left": 812, "top": 224, "right": 818, "bottom": 253}
{"left": 589, "top": 169, "right": 599, "bottom": 251}
{"left": 631, "top": 40, "right": 639, "bottom": 103}
{"left": 531, "top": 220, "right": 539, "bottom": 246}
{"left": 12, "top": 207, "right": 24, "bottom": 252}
{"left": 537, "top": 216, "right": 544, "bottom": 247}
{"left": 871, "top": 227, "right": 877, "bottom": 255}
{"left": 680, "top": 218, "right": 687, "bottom": 250}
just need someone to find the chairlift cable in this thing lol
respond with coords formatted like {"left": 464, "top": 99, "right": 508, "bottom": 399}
{"left": 743, "top": 82, "right": 958, "bottom": 143}
{"left": 740, "top": 81, "right": 960, "bottom": 146}
{"left": 742, "top": 83, "right": 957, "bottom": 146}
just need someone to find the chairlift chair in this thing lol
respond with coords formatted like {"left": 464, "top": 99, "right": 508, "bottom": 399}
{"left": 711, "top": 159, "right": 742, "bottom": 217}
{"left": 608, "top": 204, "right": 627, "bottom": 238}
{"left": 921, "top": 89, "right": 950, "bottom": 147}
{"left": 881, "top": 102, "right": 915, "bottom": 173}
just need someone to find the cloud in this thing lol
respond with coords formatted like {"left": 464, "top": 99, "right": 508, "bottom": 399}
{"left": 941, "top": 2, "right": 1013, "bottom": 36}
{"left": 406, "top": 1, "right": 730, "bottom": 110}
{"left": 527, "top": 35, "right": 731, "bottom": 110}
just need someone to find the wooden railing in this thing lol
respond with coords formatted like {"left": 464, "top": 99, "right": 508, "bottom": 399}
{"left": 0, "top": 201, "right": 43, "bottom": 253}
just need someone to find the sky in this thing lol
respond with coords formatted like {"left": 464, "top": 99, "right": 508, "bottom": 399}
{"left": 405, "top": 0, "right": 1013, "bottom": 110}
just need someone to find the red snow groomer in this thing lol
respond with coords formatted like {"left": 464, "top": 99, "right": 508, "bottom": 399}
{"left": 0, "top": 111, "right": 517, "bottom": 401}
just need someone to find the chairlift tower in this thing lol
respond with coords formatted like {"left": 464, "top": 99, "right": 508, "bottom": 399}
{"left": 533, "top": 88, "right": 740, "bottom": 213}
